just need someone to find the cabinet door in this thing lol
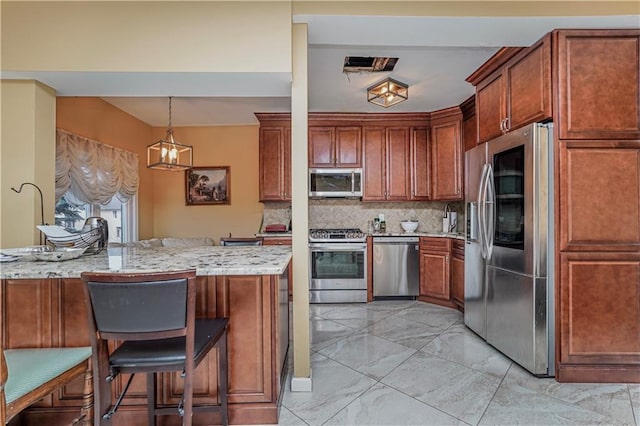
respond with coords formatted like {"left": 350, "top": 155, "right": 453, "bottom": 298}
{"left": 559, "top": 252, "right": 640, "bottom": 368}
{"left": 476, "top": 71, "right": 506, "bottom": 143}
{"left": 557, "top": 30, "right": 640, "bottom": 140}
{"left": 431, "top": 118, "right": 463, "bottom": 200}
{"left": 362, "top": 127, "right": 386, "bottom": 201}
{"left": 559, "top": 141, "right": 640, "bottom": 252}
{"left": 309, "top": 127, "right": 335, "bottom": 167}
{"left": 259, "top": 127, "right": 287, "bottom": 201}
{"left": 335, "top": 126, "right": 362, "bottom": 167}
{"left": 420, "top": 250, "right": 450, "bottom": 300}
{"left": 386, "top": 127, "right": 411, "bottom": 200}
{"left": 463, "top": 113, "right": 477, "bottom": 152}
{"left": 410, "top": 127, "right": 430, "bottom": 200}
{"left": 506, "top": 34, "right": 551, "bottom": 132}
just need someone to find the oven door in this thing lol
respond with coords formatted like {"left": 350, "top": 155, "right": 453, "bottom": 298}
{"left": 309, "top": 243, "right": 367, "bottom": 290}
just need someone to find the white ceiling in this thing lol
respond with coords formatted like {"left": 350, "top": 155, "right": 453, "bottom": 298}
{"left": 10, "top": 14, "right": 637, "bottom": 126}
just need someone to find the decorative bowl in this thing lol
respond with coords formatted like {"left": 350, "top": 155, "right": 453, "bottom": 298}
{"left": 32, "top": 247, "right": 87, "bottom": 262}
{"left": 400, "top": 220, "right": 419, "bottom": 233}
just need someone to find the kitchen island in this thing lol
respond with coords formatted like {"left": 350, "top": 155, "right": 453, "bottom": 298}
{"left": 0, "top": 245, "right": 291, "bottom": 425}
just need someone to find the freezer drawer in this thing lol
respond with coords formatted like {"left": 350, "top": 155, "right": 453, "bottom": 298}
{"left": 486, "top": 266, "right": 549, "bottom": 375}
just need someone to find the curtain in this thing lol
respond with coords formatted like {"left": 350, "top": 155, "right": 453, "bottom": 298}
{"left": 55, "top": 129, "right": 139, "bottom": 205}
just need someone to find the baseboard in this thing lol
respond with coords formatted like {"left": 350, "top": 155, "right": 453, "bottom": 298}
{"left": 290, "top": 368, "right": 313, "bottom": 392}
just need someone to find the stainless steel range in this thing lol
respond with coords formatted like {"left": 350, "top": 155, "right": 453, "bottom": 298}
{"left": 309, "top": 228, "right": 367, "bottom": 303}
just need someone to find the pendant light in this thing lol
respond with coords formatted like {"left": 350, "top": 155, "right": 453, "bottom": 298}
{"left": 147, "top": 97, "right": 193, "bottom": 171}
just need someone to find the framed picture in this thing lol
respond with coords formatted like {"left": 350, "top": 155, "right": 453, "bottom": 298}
{"left": 185, "top": 166, "right": 230, "bottom": 205}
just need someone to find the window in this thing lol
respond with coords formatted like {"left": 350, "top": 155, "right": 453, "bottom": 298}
{"left": 55, "top": 195, "right": 137, "bottom": 244}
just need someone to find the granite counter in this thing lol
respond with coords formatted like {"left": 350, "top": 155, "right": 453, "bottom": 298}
{"left": 0, "top": 245, "right": 292, "bottom": 279}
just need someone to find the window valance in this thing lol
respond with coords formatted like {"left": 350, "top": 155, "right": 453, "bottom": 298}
{"left": 55, "top": 129, "right": 139, "bottom": 205}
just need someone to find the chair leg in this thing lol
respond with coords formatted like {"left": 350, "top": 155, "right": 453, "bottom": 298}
{"left": 183, "top": 370, "right": 193, "bottom": 426}
{"left": 147, "top": 373, "right": 157, "bottom": 426}
{"left": 219, "top": 331, "right": 229, "bottom": 426}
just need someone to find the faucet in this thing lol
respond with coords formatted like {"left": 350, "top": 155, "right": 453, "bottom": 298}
{"left": 444, "top": 203, "right": 451, "bottom": 219}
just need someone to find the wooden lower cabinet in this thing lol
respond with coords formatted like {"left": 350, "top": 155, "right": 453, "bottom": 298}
{"left": 451, "top": 240, "right": 465, "bottom": 312}
{"left": 557, "top": 252, "right": 640, "bottom": 383}
{"left": 1, "top": 272, "right": 290, "bottom": 424}
{"left": 418, "top": 237, "right": 456, "bottom": 309}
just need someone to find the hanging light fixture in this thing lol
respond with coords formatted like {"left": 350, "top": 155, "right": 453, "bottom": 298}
{"left": 367, "top": 77, "right": 409, "bottom": 108}
{"left": 147, "top": 97, "right": 193, "bottom": 171}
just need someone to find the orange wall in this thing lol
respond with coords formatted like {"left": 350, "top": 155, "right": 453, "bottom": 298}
{"left": 150, "top": 125, "right": 264, "bottom": 243}
{"left": 56, "top": 97, "right": 155, "bottom": 239}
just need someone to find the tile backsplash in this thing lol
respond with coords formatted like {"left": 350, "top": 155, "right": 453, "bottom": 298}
{"left": 262, "top": 200, "right": 465, "bottom": 234}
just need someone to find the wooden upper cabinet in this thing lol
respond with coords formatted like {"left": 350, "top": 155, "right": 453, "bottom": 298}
{"left": 308, "top": 126, "right": 362, "bottom": 167}
{"left": 258, "top": 125, "right": 290, "bottom": 202}
{"left": 556, "top": 29, "right": 640, "bottom": 140}
{"left": 460, "top": 95, "right": 477, "bottom": 152}
{"left": 507, "top": 34, "right": 552, "bottom": 133}
{"left": 410, "top": 127, "right": 430, "bottom": 200}
{"left": 363, "top": 126, "right": 411, "bottom": 201}
{"left": 362, "top": 127, "right": 386, "bottom": 201}
{"left": 335, "top": 127, "right": 362, "bottom": 167}
{"left": 308, "top": 127, "right": 334, "bottom": 167}
{"left": 431, "top": 107, "right": 463, "bottom": 201}
{"left": 471, "top": 35, "right": 551, "bottom": 144}
{"left": 476, "top": 71, "right": 506, "bottom": 143}
{"left": 386, "top": 127, "right": 411, "bottom": 200}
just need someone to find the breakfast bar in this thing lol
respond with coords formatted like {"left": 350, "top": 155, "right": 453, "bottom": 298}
{"left": 0, "top": 245, "right": 292, "bottom": 425}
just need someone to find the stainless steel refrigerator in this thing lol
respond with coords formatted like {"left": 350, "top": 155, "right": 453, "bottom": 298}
{"left": 464, "top": 123, "right": 555, "bottom": 377}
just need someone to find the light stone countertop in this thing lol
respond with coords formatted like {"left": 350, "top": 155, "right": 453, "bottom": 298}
{"left": 369, "top": 232, "right": 465, "bottom": 240}
{"left": 0, "top": 245, "right": 292, "bottom": 280}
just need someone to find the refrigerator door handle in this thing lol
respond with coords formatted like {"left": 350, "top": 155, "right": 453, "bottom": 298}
{"left": 486, "top": 164, "right": 496, "bottom": 260}
{"left": 477, "top": 163, "right": 489, "bottom": 259}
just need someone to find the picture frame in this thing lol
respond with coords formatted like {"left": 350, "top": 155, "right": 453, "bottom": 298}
{"left": 185, "top": 166, "right": 230, "bottom": 205}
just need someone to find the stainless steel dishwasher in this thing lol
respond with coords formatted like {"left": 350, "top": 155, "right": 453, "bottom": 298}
{"left": 373, "top": 236, "right": 420, "bottom": 298}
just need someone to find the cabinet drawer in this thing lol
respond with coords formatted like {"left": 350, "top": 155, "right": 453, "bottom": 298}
{"left": 419, "top": 237, "right": 451, "bottom": 252}
{"left": 452, "top": 239, "right": 465, "bottom": 257}
{"left": 262, "top": 238, "right": 292, "bottom": 246}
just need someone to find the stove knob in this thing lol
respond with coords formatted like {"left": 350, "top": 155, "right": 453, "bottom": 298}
{"left": 322, "top": 231, "right": 329, "bottom": 240}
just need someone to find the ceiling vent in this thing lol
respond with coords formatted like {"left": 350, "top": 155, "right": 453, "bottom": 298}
{"left": 343, "top": 56, "right": 398, "bottom": 73}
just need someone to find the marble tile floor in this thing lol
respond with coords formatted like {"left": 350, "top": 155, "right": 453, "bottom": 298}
{"left": 278, "top": 301, "right": 639, "bottom": 426}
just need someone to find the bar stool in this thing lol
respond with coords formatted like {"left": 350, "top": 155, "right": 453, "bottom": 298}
{"left": 81, "top": 269, "right": 228, "bottom": 426}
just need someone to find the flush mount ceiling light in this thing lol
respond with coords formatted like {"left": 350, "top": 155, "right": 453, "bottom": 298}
{"left": 367, "top": 77, "right": 409, "bottom": 108}
{"left": 147, "top": 97, "right": 193, "bottom": 171}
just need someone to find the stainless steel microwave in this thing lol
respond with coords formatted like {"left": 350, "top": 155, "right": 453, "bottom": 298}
{"left": 309, "top": 168, "right": 363, "bottom": 198}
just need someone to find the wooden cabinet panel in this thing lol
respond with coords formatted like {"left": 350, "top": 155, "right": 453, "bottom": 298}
{"left": 410, "top": 127, "right": 430, "bottom": 200}
{"left": 556, "top": 30, "right": 640, "bottom": 140}
{"left": 386, "top": 127, "right": 411, "bottom": 200}
{"left": 463, "top": 113, "right": 477, "bottom": 152}
{"left": 259, "top": 126, "right": 290, "bottom": 201}
{"left": 559, "top": 141, "right": 640, "bottom": 251}
{"left": 309, "top": 126, "right": 362, "bottom": 167}
{"left": 431, "top": 112, "right": 463, "bottom": 200}
{"left": 420, "top": 251, "right": 450, "bottom": 300}
{"left": 309, "top": 127, "right": 335, "bottom": 167}
{"left": 217, "top": 275, "right": 273, "bottom": 404}
{"left": 451, "top": 240, "right": 465, "bottom": 310}
{"left": 506, "top": 35, "right": 551, "bottom": 131}
{"left": 363, "top": 127, "right": 386, "bottom": 201}
{"left": 335, "top": 127, "right": 362, "bottom": 167}
{"left": 476, "top": 71, "right": 505, "bottom": 143}
{"left": 559, "top": 252, "right": 640, "bottom": 365}
{"left": 2, "top": 279, "right": 52, "bottom": 349}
